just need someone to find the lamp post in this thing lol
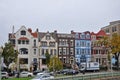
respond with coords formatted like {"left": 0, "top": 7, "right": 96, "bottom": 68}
{"left": 0, "top": 47, "right": 3, "bottom": 80}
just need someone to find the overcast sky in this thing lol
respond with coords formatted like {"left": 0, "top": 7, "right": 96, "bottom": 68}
{"left": 0, "top": 0, "right": 120, "bottom": 46}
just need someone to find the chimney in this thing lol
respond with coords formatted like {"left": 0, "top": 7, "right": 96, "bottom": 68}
{"left": 36, "top": 28, "right": 39, "bottom": 32}
{"left": 28, "top": 28, "right": 32, "bottom": 33}
{"left": 71, "top": 30, "right": 74, "bottom": 34}
{"left": 54, "top": 30, "right": 57, "bottom": 33}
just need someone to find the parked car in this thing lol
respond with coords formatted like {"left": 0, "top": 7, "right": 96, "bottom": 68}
{"left": 36, "top": 71, "right": 50, "bottom": 76}
{"left": 32, "top": 74, "right": 54, "bottom": 80}
{"left": 65, "top": 69, "right": 79, "bottom": 75}
{"left": 15, "top": 71, "right": 33, "bottom": 77}
{"left": 61, "top": 69, "right": 70, "bottom": 74}
{"left": 1, "top": 72, "right": 9, "bottom": 79}
{"left": 33, "top": 70, "right": 42, "bottom": 75}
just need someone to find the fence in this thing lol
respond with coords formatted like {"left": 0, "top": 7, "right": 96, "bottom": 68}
{"left": 51, "top": 72, "right": 120, "bottom": 80}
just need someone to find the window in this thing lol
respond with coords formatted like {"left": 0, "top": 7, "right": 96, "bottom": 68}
{"left": 34, "top": 49, "right": 36, "bottom": 55}
{"left": 49, "top": 42, "right": 55, "bottom": 47}
{"left": 75, "top": 33, "right": 79, "bottom": 38}
{"left": 63, "top": 48, "right": 66, "bottom": 55}
{"left": 42, "top": 49, "right": 44, "bottom": 55}
{"left": 59, "top": 48, "right": 62, "bottom": 55}
{"left": 76, "top": 42, "right": 79, "bottom": 46}
{"left": 21, "top": 30, "right": 26, "bottom": 35}
{"left": 80, "top": 33, "right": 85, "bottom": 39}
{"left": 106, "top": 29, "right": 109, "bottom": 33}
{"left": 76, "top": 49, "right": 79, "bottom": 55}
{"left": 112, "top": 27, "right": 117, "bottom": 32}
{"left": 87, "top": 43, "right": 90, "bottom": 47}
{"left": 20, "top": 48, "right": 28, "bottom": 54}
{"left": 46, "top": 36, "right": 51, "bottom": 40}
{"left": 34, "top": 40, "right": 36, "bottom": 46}
{"left": 22, "top": 40, "right": 25, "bottom": 44}
{"left": 20, "top": 58, "right": 28, "bottom": 64}
{"left": 54, "top": 49, "right": 56, "bottom": 55}
{"left": 86, "top": 33, "right": 90, "bottom": 39}
{"left": 26, "top": 40, "right": 29, "bottom": 44}
{"left": 41, "top": 41, "right": 47, "bottom": 46}
{"left": 33, "top": 58, "right": 37, "bottom": 63}
{"left": 50, "top": 49, "right": 53, "bottom": 55}
{"left": 82, "top": 41, "right": 85, "bottom": 47}
{"left": 70, "top": 40, "right": 73, "bottom": 46}
{"left": 18, "top": 40, "right": 21, "bottom": 44}
{"left": 42, "top": 59, "right": 46, "bottom": 64}
{"left": 70, "top": 48, "right": 73, "bottom": 55}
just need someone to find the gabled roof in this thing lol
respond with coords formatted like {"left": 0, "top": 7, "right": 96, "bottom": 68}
{"left": 97, "top": 30, "right": 107, "bottom": 36}
{"left": 38, "top": 32, "right": 57, "bottom": 41}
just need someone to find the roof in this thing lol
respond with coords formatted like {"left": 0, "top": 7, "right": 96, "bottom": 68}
{"left": 97, "top": 30, "right": 107, "bottom": 36}
{"left": 38, "top": 32, "right": 58, "bottom": 41}
{"left": 18, "top": 37, "right": 29, "bottom": 40}
{"left": 91, "top": 32, "right": 96, "bottom": 35}
{"left": 31, "top": 32, "right": 38, "bottom": 38}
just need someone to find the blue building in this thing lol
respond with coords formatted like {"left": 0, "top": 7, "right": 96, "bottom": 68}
{"left": 72, "top": 31, "right": 91, "bottom": 65}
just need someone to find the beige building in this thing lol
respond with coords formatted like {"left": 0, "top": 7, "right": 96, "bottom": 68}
{"left": 101, "top": 20, "right": 120, "bottom": 37}
{"left": 38, "top": 31, "right": 58, "bottom": 71}
{"left": 91, "top": 30, "right": 108, "bottom": 67}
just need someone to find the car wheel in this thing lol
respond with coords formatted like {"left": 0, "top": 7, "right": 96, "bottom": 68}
{"left": 28, "top": 75, "right": 31, "bottom": 77}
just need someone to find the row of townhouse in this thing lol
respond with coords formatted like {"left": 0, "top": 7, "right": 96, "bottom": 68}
{"left": 8, "top": 26, "right": 108, "bottom": 71}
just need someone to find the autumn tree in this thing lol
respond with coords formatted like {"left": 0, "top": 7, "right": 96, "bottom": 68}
{"left": 95, "top": 36, "right": 110, "bottom": 70}
{"left": 110, "top": 33, "right": 120, "bottom": 69}
{"left": 48, "top": 56, "right": 63, "bottom": 72}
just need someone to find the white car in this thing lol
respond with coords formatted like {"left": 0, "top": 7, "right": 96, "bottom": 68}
{"left": 32, "top": 74, "right": 54, "bottom": 80}
{"left": 1, "top": 72, "right": 9, "bottom": 79}
{"left": 20, "top": 71, "right": 33, "bottom": 77}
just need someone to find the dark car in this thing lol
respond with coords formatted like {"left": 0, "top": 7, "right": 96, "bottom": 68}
{"left": 64, "top": 69, "right": 79, "bottom": 75}
{"left": 61, "top": 69, "right": 70, "bottom": 75}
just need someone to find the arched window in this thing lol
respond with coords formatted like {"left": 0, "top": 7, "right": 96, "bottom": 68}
{"left": 19, "top": 48, "right": 28, "bottom": 54}
{"left": 21, "top": 30, "right": 26, "bottom": 35}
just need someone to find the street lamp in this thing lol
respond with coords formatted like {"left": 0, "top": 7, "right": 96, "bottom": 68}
{"left": 0, "top": 47, "right": 3, "bottom": 80}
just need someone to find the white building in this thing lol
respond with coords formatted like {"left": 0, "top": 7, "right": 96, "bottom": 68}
{"left": 9, "top": 26, "right": 39, "bottom": 71}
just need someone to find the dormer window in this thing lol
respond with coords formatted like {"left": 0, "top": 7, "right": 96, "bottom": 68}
{"left": 86, "top": 33, "right": 90, "bottom": 39}
{"left": 75, "top": 33, "right": 79, "bottom": 38}
{"left": 21, "top": 30, "right": 26, "bottom": 35}
{"left": 46, "top": 35, "right": 51, "bottom": 40}
{"left": 80, "top": 33, "right": 85, "bottom": 39}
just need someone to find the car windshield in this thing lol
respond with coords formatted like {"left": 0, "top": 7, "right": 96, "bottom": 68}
{"left": 2, "top": 73, "right": 6, "bottom": 75}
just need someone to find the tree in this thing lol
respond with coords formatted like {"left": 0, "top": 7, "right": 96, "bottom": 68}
{"left": 110, "top": 33, "right": 120, "bottom": 69}
{"left": 48, "top": 56, "right": 63, "bottom": 72}
{"left": 95, "top": 36, "right": 110, "bottom": 70}
{"left": 45, "top": 51, "right": 50, "bottom": 65}
{"left": 2, "top": 42, "right": 18, "bottom": 68}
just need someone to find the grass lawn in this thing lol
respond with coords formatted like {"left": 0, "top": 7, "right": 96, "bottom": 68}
{"left": 2, "top": 77, "right": 33, "bottom": 80}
